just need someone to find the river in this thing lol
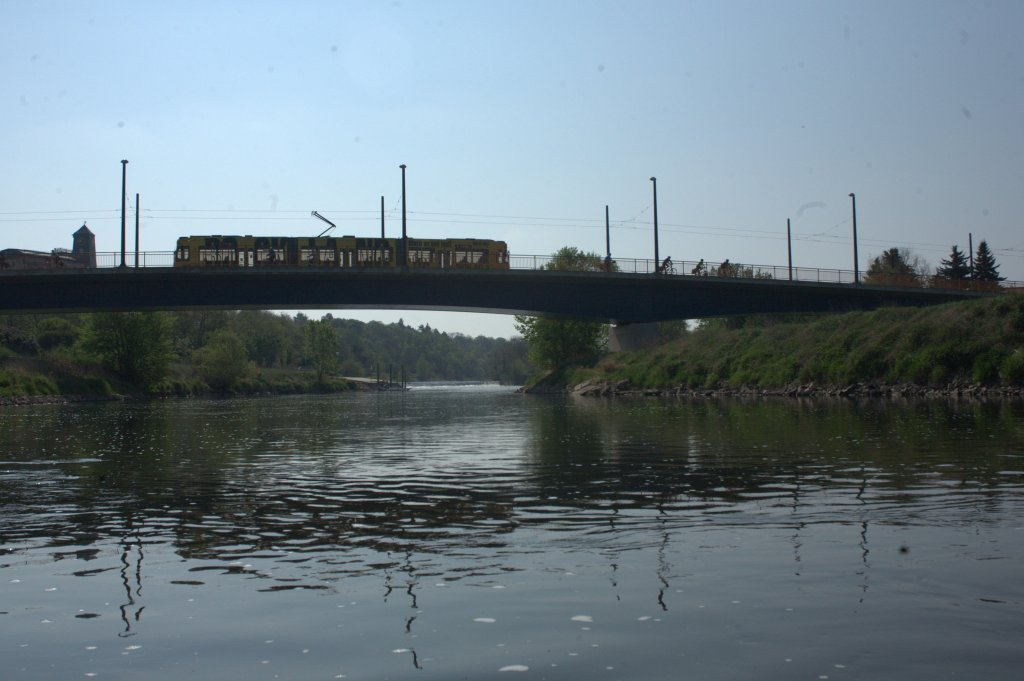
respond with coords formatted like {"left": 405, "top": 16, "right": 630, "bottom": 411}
{"left": 2, "top": 387, "right": 1023, "bottom": 680}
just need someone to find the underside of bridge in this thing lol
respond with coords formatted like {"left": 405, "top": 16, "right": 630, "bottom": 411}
{"left": 0, "top": 267, "right": 992, "bottom": 323}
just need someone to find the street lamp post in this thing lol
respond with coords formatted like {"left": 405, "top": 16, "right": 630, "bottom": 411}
{"left": 400, "top": 164, "right": 407, "bottom": 268}
{"left": 605, "top": 205, "right": 611, "bottom": 262}
{"left": 787, "top": 217, "right": 793, "bottom": 281}
{"left": 134, "top": 193, "right": 140, "bottom": 268}
{"left": 119, "top": 159, "right": 128, "bottom": 268}
{"left": 849, "top": 192, "right": 859, "bottom": 285}
{"left": 650, "top": 177, "right": 659, "bottom": 272}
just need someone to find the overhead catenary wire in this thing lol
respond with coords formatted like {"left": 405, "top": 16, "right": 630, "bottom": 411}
{"left": 4, "top": 207, "right": 1021, "bottom": 261}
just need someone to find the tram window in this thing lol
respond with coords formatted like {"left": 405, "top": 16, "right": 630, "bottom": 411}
{"left": 357, "top": 248, "right": 391, "bottom": 263}
{"left": 300, "top": 248, "right": 333, "bottom": 263}
{"left": 455, "top": 250, "right": 484, "bottom": 264}
{"left": 177, "top": 247, "right": 190, "bottom": 260}
{"left": 409, "top": 249, "right": 432, "bottom": 264}
{"left": 199, "top": 248, "right": 233, "bottom": 263}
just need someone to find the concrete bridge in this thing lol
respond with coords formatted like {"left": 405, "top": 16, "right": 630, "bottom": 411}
{"left": 0, "top": 263, "right": 993, "bottom": 325}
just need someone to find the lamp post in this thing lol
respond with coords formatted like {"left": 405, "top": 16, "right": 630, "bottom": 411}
{"left": 134, "top": 193, "right": 140, "bottom": 268}
{"left": 849, "top": 192, "right": 859, "bottom": 285}
{"left": 787, "top": 217, "right": 793, "bottom": 281}
{"left": 605, "top": 205, "right": 611, "bottom": 262}
{"left": 119, "top": 159, "right": 128, "bottom": 268}
{"left": 400, "top": 164, "right": 407, "bottom": 268}
{"left": 650, "top": 177, "right": 659, "bottom": 272}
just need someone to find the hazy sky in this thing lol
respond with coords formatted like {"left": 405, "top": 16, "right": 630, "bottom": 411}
{"left": 3, "top": 0, "right": 1022, "bottom": 337}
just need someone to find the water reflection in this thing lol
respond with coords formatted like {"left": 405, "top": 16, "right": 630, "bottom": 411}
{"left": 2, "top": 391, "right": 1024, "bottom": 679}
{"left": 3, "top": 395, "right": 1023, "bottom": 574}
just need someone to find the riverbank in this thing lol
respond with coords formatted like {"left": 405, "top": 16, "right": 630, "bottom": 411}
{"left": 524, "top": 295, "right": 1024, "bottom": 397}
{"left": 0, "top": 354, "right": 358, "bottom": 405}
{"left": 555, "top": 378, "right": 1024, "bottom": 399}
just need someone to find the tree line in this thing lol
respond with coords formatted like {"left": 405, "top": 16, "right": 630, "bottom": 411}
{"left": 0, "top": 310, "right": 534, "bottom": 395}
{"left": 865, "top": 239, "right": 1006, "bottom": 288}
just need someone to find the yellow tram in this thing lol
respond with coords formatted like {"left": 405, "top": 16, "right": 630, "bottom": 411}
{"left": 174, "top": 235, "right": 510, "bottom": 270}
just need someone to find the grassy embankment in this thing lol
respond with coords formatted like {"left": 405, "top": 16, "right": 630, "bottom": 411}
{"left": 529, "top": 295, "right": 1024, "bottom": 395}
{"left": 0, "top": 352, "right": 354, "bottom": 401}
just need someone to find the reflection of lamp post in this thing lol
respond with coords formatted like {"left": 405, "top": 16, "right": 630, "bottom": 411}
{"left": 849, "top": 192, "right": 859, "bottom": 285}
{"left": 650, "top": 177, "right": 659, "bottom": 271}
{"left": 120, "top": 160, "right": 128, "bottom": 268}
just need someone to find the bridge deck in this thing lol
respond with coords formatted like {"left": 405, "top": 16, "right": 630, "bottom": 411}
{"left": 0, "top": 266, "right": 995, "bottom": 322}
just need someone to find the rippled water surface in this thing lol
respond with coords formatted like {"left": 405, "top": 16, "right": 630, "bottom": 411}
{"left": 2, "top": 387, "right": 1024, "bottom": 680}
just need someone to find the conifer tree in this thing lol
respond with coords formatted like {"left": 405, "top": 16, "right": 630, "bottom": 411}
{"left": 972, "top": 240, "right": 1004, "bottom": 282}
{"left": 935, "top": 245, "right": 971, "bottom": 280}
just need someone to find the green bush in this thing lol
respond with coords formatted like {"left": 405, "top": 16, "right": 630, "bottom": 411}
{"left": 0, "top": 326, "right": 39, "bottom": 354}
{"left": 972, "top": 349, "right": 1005, "bottom": 384}
{"left": 57, "top": 375, "right": 115, "bottom": 396}
{"left": 999, "top": 350, "right": 1024, "bottom": 385}
{"left": 36, "top": 318, "right": 80, "bottom": 350}
{"left": 0, "top": 369, "right": 59, "bottom": 396}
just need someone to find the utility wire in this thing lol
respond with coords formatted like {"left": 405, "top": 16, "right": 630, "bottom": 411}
{"left": 5, "top": 207, "right": 1020, "bottom": 259}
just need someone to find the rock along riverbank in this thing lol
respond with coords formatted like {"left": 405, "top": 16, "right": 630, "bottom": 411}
{"left": 524, "top": 379, "right": 1024, "bottom": 399}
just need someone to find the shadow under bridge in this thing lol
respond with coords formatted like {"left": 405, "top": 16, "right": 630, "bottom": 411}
{"left": 0, "top": 267, "right": 992, "bottom": 322}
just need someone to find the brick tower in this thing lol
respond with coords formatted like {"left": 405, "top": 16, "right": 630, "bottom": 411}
{"left": 72, "top": 223, "right": 96, "bottom": 268}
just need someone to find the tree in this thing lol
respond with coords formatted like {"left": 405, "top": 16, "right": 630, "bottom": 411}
{"left": 81, "top": 312, "right": 174, "bottom": 388}
{"left": 194, "top": 329, "right": 254, "bottom": 392}
{"left": 935, "top": 245, "right": 971, "bottom": 281}
{"left": 542, "top": 246, "right": 606, "bottom": 272}
{"left": 169, "top": 311, "right": 229, "bottom": 359}
{"left": 972, "top": 240, "right": 1004, "bottom": 282}
{"left": 513, "top": 247, "right": 607, "bottom": 369}
{"left": 35, "top": 316, "right": 81, "bottom": 350}
{"left": 711, "top": 259, "right": 772, "bottom": 279}
{"left": 232, "top": 310, "right": 292, "bottom": 368}
{"left": 514, "top": 315, "right": 606, "bottom": 369}
{"left": 304, "top": 318, "right": 339, "bottom": 383}
{"left": 864, "top": 247, "right": 926, "bottom": 287}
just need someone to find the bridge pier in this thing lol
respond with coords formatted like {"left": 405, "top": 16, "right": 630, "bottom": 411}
{"left": 607, "top": 323, "right": 662, "bottom": 352}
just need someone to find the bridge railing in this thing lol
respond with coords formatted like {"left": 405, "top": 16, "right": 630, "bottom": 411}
{"left": 23, "top": 251, "right": 1023, "bottom": 292}
{"left": 509, "top": 254, "right": 1023, "bottom": 291}
{"left": 509, "top": 254, "right": 860, "bottom": 282}
{"left": 94, "top": 251, "right": 176, "bottom": 268}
